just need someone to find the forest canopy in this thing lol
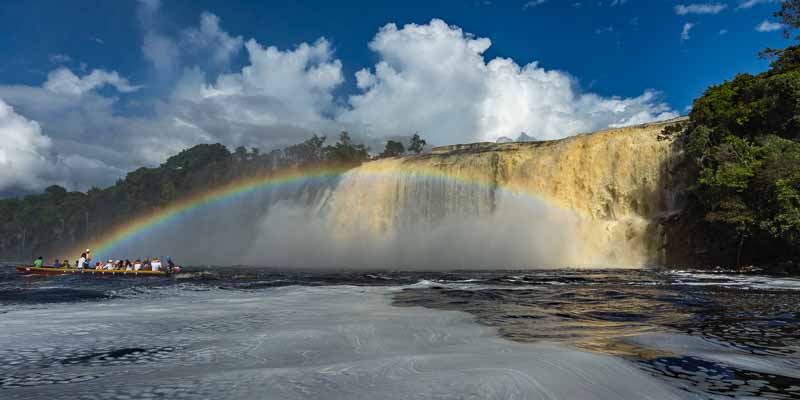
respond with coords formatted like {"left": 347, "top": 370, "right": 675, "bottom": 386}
{"left": 0, "top": 132, "right": 425, "bottom": 261}
{"left": 682, "top": 4, "right": 800, "bottom": 265}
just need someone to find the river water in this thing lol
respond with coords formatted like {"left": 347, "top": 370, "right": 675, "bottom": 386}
{"left": 1, "top": 268, "right": 799, "bottom": 399}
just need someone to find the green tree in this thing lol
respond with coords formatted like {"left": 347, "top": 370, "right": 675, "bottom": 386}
{"left": 408, "top": 133, "right": 426, "bottom": 154}
{"left": 45, "top": 185, "right": 68, "bottom": 201}
{"left": 754, "top": 135, "right": 800, "bottom": 244}
{"left": 379, "top": 140, "right": 405, "bottom": 158}
{"left": 234, "top": 146, "right": 248, "bottom": 161}
{"left": 324, "top": 132, "right": 369, "bottom": 165}
{"left": 284, "top": 134, "right": 326, "bottom": 165}
{"left": 776, "top": 0, "right": 800, "bottom": 40}
{"left": 683, "top": 3, "right": 800, "bottom": 264}
{"left": 760, "top": 1, "right": 800, "bottom": 69}
{"left": 164, "top": 143, "right": 232, "bottom": 171}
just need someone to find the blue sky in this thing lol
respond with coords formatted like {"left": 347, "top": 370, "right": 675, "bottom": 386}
{"left": 0, "top": 0, "right": 792, "bottom": 192}
{"left": 0, "top": 0, "right": 789, "bottom": 109}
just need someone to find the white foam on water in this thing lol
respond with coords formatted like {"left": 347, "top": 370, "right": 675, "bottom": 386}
{"left": 0, "top": 286, "right": 695, "bottom": 400}
{"left": 628, "top": 333, "right": 800, "bottom": 380}
{"left": 668, "top": 271, "right": 800, "bottom": 290}
{"left": 406, "top": 279, "right": 546, "bottom": 291}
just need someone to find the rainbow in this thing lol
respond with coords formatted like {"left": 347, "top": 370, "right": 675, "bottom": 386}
{"left": 68, "top": 161, "right": 550, "bottom": 261}
{"left": 68, "top": 165, "right": 350, "bottom": 260}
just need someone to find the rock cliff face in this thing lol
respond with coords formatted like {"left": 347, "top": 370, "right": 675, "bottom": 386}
{"left": 324, "top": 117, "right": 688, "bottom": 267}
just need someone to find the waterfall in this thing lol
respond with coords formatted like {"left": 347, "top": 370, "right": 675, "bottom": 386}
{"left": 244, "top": 118, "right": 684, "bottom": 268}
{"left": 117, "top": 118, "right": 684, "bottom": 268}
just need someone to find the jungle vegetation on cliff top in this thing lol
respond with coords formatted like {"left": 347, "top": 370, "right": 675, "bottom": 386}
{"left": 683, "top": 0, "right": 800, "bottom": 265}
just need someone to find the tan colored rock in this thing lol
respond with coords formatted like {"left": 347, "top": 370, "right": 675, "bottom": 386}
{"left": 327, "top": 117, "right": 687, "bottom": 267}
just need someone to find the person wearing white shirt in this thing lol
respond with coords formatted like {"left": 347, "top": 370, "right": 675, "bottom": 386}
{"left": 151, "top": 258, "right": 162, "bottom": 271}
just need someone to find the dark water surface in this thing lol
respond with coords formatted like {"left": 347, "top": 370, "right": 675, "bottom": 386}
{"left": 2, "top": 266, "right": 799, "bottom": 399}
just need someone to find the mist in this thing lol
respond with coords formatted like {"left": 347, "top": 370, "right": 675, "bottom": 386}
{"left": 102, "top": 163, "right": 652, "bottom": 269}
{"left": 106, "top": 165, "right": 620, "bottom": 269}
{"left": 243, "top": 195, "right": 580, "bottom": 269}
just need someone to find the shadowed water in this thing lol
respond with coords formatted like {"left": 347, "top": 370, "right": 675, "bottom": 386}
{"left": 1, "top": 267, "right": 799, "bottom": 399}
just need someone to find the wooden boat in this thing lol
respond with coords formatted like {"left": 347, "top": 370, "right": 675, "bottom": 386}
{"left": 16, "top": 265, "right": 170, "bottom": 277}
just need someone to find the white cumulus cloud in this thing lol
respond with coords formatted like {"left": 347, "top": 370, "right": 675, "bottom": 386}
{"left": 44, "top": 68, "right": 142, "bottom": 96}
{"left": 171, "top": 37, "right": 344, "bottom": 145}
{"left": 737, "top": 0, "right": 779, "bottom": 10}
{"left": 523, "top": 0, "right": 547, "bottom": 9}
{"left": 675, "top": 3, "right": 727, "bottom": 15}
{"left": 180, "top": 12, "right": 244, "bottom": 65}
{"left": 756, "top": 20, "right": 783, "bottom": 32}
{"left": 0, "top": 15, "right": 678, "bottom": 192}
{"left": 0, "top": 99, "right": 54, "bottom": 190}
{"left": 138, "top": 0, "right": 180, "bottom": 76}
{"left": 340, "top": 19, "right": 676, "bottom": 143}
{"left": 0, "top": 68, "right": 167, "bottom": 191}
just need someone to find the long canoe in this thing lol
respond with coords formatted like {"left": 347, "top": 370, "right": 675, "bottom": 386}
{"left": 16, "top": 266, "right": 170, "bottom": 277}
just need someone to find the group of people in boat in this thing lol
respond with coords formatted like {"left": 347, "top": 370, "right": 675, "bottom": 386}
{"left": 32, "top": 248, "right": 181, "bottom": 273}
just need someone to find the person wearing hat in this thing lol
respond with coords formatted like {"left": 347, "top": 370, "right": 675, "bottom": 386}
{"left": 85, "top": 248, "right": 92, "bottom": 263}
